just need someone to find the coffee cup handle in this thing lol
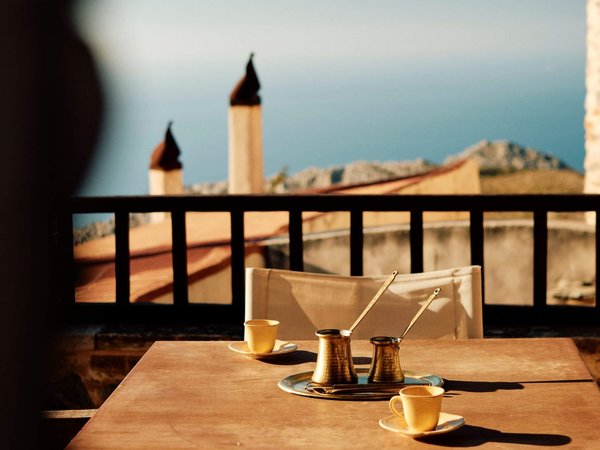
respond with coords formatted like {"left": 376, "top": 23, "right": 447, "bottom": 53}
{"left": 389, "top": 395, "right": 403, "bottom": 416}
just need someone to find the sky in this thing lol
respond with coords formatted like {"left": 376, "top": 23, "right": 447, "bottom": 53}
{"left": 74, "top": 0, "right": 587, "bottom": 197}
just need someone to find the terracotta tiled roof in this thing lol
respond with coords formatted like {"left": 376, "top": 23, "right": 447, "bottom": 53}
{"left": 74, "top": 159, "right": 477, "bottom": 302}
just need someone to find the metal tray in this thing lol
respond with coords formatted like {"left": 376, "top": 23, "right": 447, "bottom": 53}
{"left": 278, "top": 368, "right": 443, "bottom": 400}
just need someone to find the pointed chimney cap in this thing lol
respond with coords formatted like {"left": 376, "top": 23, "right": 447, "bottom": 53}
{"left": 230, "top": 53, "right": 261, "bottom": 106}
{"left": 150, "top": 121, "right": 183, "bottom": 170}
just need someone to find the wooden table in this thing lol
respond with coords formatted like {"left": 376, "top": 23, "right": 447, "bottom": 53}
{"left": 68, "top": 338, "right": 600, "bottom": 449}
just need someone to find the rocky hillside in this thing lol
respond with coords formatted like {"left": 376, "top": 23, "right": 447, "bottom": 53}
{"left": 187, "top": 159, "right": 436, "bottom": 194}
{"left": 271, "top": 158, "right": 436, "bottom": 192}
{"left": 445, "top": 140, "right": 570, "bottom": 174}
{"left": 188, "top": 140, "right": 571, "bottom": 194}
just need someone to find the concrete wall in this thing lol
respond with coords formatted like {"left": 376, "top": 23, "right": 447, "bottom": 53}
{"left": 150, "top": 252, "right": 265, "bottom": 304}
{"left": 264, "top": 219, "right": 596, "bottom": 306}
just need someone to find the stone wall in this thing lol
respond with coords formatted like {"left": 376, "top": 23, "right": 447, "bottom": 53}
{"left": 265, "top": 219, "right": 595, "bottom": 306}
{"left": 46, "top": 325, "right": 242, "bottom": 410}
{"left": 585, "top": 0, "right": 600, "bottom": 223}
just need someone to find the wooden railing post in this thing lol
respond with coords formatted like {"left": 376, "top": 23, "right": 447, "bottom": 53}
{"left": 469, "top": 209, "right": 485, "bottom": 305}
{"left": 410, "top": 210, "right": 424, "bottom": 273}
{"left": 288, "top": 209, "right": 303, "bottom": 271}
{"left": 114, "top": 211, "right": 130, "bottom": 305}
{"left": 230, "top": 210, "right": 245, "bottom": 320}
{"left": 594, "top": 209, "right": 600, "bottom": 316}
{"left": 350, "top": 209, "right": 363, "bottom": 276}
{"left": 171, "top": 210, "right": 189, "bottom": 306}
{"left": 533, "top": 210, "right": 548, "bottom": 310}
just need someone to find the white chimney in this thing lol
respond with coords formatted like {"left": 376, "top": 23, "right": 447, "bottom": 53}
{"left": 228, "top": 54, "right": 264, "bottom": 194}
{"left": 149, "top": 121, "right": 183, "bottom": 222}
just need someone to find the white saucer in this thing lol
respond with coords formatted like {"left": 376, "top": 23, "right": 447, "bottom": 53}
{"left": 379, "top": 412, "right": 465, "bottom": 438}
{"left": 228, "top": 340, "right": 298, "bottom": 358}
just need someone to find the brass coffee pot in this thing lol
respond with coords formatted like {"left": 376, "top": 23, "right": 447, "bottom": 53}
{"left": 367, "top": 336, "right": 403, "bottom": 383}
{"left": 367, "top": 288, "right": 441, "bottom": 383}
{"left": 311, "top": 272, "right": 398, "bottom": 385}
{"left": 311, "top": 329, "right": 357, "bottom": 384}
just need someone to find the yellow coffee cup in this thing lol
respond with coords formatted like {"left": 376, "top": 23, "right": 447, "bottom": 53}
{"left": 244, "top": 319, "right": 279, "bottom": 354}
{"left": 389, "top": 386, "right": 445, "bottom": 432}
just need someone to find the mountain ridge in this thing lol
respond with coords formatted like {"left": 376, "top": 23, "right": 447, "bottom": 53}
{"left": 188, "top": 139, "right": 573, "bottom": 194}
{"left": 445, "top": 139, "right": 571, "bottom": 174}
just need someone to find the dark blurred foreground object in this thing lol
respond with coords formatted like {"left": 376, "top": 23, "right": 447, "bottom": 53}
{"left": 40, "top": 410, "right": 97, "bottom": 450}
{"left": 0, "top": 0, "right": 103, "bottom": 448}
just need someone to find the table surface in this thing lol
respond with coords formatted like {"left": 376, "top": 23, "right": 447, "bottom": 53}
{"left": 68, "top": 338, "right": 600, "bottom": 449}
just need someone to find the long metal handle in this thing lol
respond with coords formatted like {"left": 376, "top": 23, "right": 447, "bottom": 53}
{"left": 349, "top": 271, "right": 398, "bottom": 332}
{"left": 399, "top": 288, "right": 441, "bottom": 340}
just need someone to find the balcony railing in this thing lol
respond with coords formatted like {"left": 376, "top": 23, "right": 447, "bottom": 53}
{"left": 58, "top": 194, "right": 600, "bottom": 330}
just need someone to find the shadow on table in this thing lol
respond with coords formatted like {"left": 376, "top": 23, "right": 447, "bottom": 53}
{"left": 443, "top": 380, "right": 523, "bottom": 393}
{"left": 418, "top": 424, "right": 571, "bottom": 447}
{"left": 259, "top": 352, "right": 372, "bottom": 366}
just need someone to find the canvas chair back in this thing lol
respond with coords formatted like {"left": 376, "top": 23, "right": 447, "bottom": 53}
{"left": 245, "top": 266, "right": 483, "bottom": 340}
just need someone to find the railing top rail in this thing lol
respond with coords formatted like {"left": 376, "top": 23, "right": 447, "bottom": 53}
{"left": 68, "top": 194, "right": 600, "bottom": 214}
